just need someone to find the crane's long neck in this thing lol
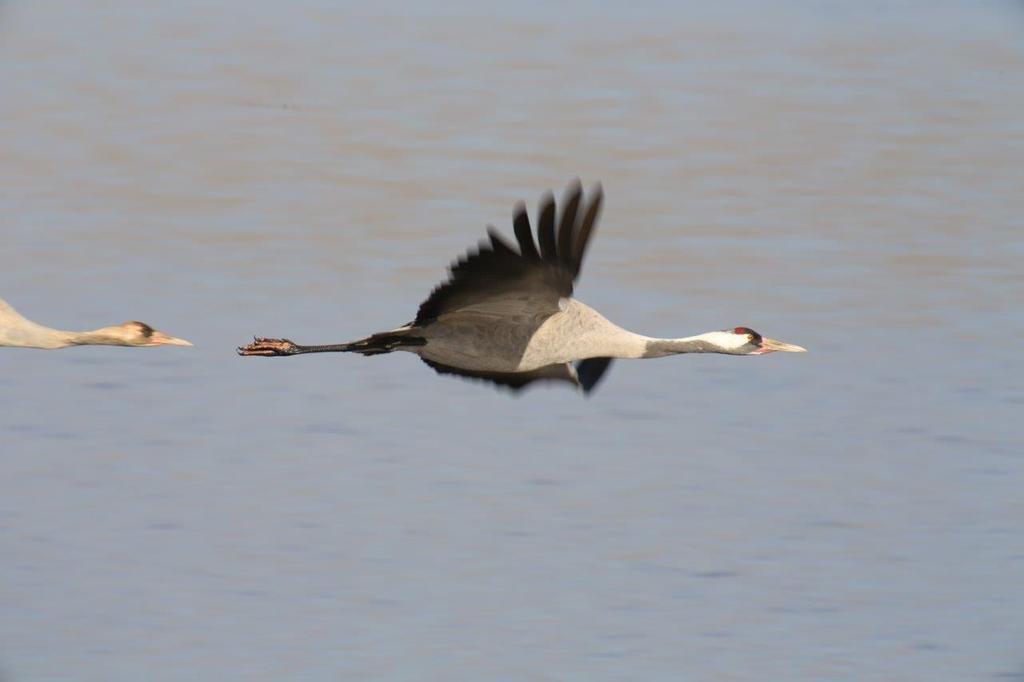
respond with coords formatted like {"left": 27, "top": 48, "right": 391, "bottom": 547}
{"left": 560, "top": 302, "right": 745, "bottom": 361}
{"left": 640, "top": 332, "right": 743, "bottom": 358}
{"left": 24, "top": 328, "right": 128, "bottom": 348}
{"left": 0, "top": 317, "right": 79, "bottom": 349}
{"left": 65, "top": 329, "right": 128, "bottom": 346}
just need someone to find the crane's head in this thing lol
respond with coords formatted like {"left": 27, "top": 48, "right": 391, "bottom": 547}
{"left": 92, "top": 321, "right": 193, "bottom": 347}
{"left": 720, "top": 327, "right": 806, "bottom": 355}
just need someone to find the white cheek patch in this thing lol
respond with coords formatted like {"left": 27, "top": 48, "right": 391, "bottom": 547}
{"left": 701, "top": 331, "right": 751, "bottom": 351}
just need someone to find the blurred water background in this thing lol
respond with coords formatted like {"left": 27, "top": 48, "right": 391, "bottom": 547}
{"left": 1, "top": 1, "right": 1023, "bottom": 679}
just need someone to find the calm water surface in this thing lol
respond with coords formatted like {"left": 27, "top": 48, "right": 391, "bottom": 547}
{"left": 2, "top": 2, "right": 1023, "bottom": 680}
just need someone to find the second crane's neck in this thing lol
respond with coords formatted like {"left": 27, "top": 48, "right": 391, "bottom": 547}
{"left": 0, "top": 301, "right": 73, "bottom": 349}
{"left": 1, "top": 325, "right": 111, "bottom": 349}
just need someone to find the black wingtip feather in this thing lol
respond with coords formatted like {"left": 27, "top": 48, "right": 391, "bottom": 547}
{"left": 572, "top": 183, "right": 603, "bottom": 278}
{"left": 557, "top": 179, "right": 583, "bottom": 269}
{"left": 537, "top": 191, "right": 557, "bottom": 261}
{"left": 487, "top": 226, "right": 517, "bottom": 255}
{"left": 512, "top": 201, "right": 539, "bottom": 260}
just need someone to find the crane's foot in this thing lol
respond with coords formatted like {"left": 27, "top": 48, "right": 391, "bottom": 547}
{"left": 237, "top": 337, "right": 300, "bottom": 356}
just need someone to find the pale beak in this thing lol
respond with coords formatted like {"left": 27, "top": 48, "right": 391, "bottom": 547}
{"left": 756, "top": 337, "right": 807, "bottom": 354}
{"left": 149, "top": 331, "right": 193, "bottom": 347}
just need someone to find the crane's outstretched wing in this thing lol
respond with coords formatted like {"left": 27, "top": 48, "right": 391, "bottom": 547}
{"left": 414, "top": 180, "right": 603, "bottom": 325}
{"left": 420, "top": 356, "right": 612, "bottom": 395}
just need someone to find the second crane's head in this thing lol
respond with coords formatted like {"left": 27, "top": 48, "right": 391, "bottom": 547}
{"left": 91, "top": 321, "right": 193, "bottom": 347}
{"left": 714, "top": 327, "right": 807, "bottom": 355}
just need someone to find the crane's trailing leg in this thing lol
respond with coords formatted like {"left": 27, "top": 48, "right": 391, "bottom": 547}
{"left": 339, "top": 330, "right": 426, "bottom": 356}
{"left": 237, "top": 331, "right": 426, "bottom": 357}
{"left": 237, "top": 337, "right": 302, "bottom": 356}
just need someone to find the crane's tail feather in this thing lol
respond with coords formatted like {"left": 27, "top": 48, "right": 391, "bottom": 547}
{"left": 341, "top": 329, "right": 426, "bottom": 356}
{"left": 575, "top": 357, "right": 613, "bottom": 394}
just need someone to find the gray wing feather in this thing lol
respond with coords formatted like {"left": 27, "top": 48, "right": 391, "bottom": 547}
{"left": 420, "top": 357, "right": 580, "bottom": 392}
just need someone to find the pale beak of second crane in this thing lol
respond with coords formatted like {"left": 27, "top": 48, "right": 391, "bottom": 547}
{"left": 148, "top": 331, "right": 193, "bottom": 347}
{"left": 754, "top": 337, "right": 807, "bottom": 354}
